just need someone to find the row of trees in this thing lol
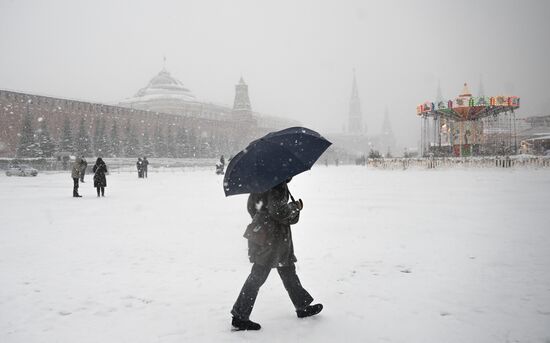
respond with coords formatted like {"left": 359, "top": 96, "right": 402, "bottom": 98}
{"left": 16, "top": 112, "right": 227, "bottom": 158}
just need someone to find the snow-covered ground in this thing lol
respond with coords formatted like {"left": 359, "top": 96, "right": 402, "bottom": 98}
{"left": 1, "top": 166, "right": 549, "bottom": 343}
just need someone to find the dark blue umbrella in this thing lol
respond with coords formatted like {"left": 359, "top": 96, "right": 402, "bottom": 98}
{"left": 223, "top": 127, "right": 332, "bottom": 196}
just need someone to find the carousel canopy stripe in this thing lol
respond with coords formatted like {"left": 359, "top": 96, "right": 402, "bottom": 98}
{"left": 416, "top": 96, "right": 520, "bottom": 116}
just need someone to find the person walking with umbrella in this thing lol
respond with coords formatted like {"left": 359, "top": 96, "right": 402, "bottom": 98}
{"left": 92, "top": 157, "right": 108, "bottom": 197}
{"left": 224, "top": 127, "right": 331, "bottom": 331}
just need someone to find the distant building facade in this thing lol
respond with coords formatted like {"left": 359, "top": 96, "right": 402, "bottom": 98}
{"left": 0, "top": 68, "right": 297, "bottom": 158}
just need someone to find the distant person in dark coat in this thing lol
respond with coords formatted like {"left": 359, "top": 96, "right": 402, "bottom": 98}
{"left": 231, "top": 178, "right": 323, "bottom": 331}
{"left": 92, "top": 158, "right": 108, "bottom": 197}
{"left": 136, "top": 158, "right": 143, "bottom": 178}
{"left": 71, "top": 157, "right": 85, "bottom": 197}
{"left": 216, "top": 155, "right": 225, "bottom": 175}
{"left": 142, "top": 157, "right": 149, "bottom": 178}
{"left": 79, "top": 156, "right": 88, "bottom": 183}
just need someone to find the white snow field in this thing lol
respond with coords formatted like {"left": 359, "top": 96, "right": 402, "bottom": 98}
{"left": 1, "top": 166, "right": 550, "bottom": 343}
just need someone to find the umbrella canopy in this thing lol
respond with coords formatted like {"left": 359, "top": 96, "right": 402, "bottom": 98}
{"left": 223, "top": 127, "right": 332, "bottom": 196}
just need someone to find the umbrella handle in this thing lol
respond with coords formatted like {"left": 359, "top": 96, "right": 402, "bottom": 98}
{"left": 288, "top": 190, "right": 296, "bottom": 203}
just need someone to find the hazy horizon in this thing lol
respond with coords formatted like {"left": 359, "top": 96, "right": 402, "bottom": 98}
{"left": 1, "top": 0, "right": 549, "bottom": 150}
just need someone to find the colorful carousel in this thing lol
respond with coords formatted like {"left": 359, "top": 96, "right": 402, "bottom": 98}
{"left": 416, "top": 83, "right": 520, "bottom": 157}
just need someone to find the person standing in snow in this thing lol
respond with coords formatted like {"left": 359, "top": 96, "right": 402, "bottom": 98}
{"left": 231, "top": 178, "right": 323, "bottom": 331}
{"left": 79, "top": 156, "right": 88, "bottom": 183}
{"left": 136, "top": 158, "right": 143, "bottom": 178}
{"left": 142, "top": 157, "right": 149, "bottom": 178}
{"left": 71, "top": 157, "right": 85, "bottom": 197}
{"left": 92, "top": 157, "right": 108, "bottom": 197}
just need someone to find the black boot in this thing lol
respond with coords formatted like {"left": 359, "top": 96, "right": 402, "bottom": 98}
{"left": 231, "top": 317, "right": 261, "bottom": 331}
{"left": 297, "top": 304, "right": 323, "bottom": 318}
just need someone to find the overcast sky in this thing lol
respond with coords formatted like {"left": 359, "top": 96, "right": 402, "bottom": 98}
{"left": 1, "top": 0, "right": 549, "bottom": 149}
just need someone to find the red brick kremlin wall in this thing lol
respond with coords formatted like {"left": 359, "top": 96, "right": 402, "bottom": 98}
{"left": 0, "top": 89, "right": 245, "bottom": 157}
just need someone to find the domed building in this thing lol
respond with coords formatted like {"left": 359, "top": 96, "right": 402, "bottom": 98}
{"left": 0, "top": 66, "right": 300, "bottom": 158}
{"left": 119, "top": 67, "right": 230, "bottom": 120}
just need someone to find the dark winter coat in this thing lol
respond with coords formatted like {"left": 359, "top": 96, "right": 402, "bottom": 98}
{"left": 92, "top": 159, "right": 108, "bottom": 187}
{"left": 71, "top": 157, "right": 83, "bottom": 179}
{"left": 245, "top": 182, "right": 300, "bottom": 268}
{"left": 80, "top": 158, "right": 88, "bottom": 174}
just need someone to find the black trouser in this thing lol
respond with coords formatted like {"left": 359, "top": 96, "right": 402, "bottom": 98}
{"left": 143, "top": 167, "right": 147, "bottom": 178}
{"left": 73, "top": 178, "right": 79, "bottom": 196}
{"left": 231, "top": 263, "right": 313, "bottom": 320}
{"left": 96, "top": 186, "right": 105, "bottom": 196}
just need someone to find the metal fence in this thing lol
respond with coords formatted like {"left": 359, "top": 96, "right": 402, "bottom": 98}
{"left": 367, "top": 156, "right": 550, "bottom": 170}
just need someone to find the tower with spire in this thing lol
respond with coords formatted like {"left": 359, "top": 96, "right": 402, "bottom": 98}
{"left": 348, "top": 70, "right": 364, "bottom": 134}
{"left": 231, "top": 76, "right": 256, "bottom": 153}
{"left": 232, "top": 76, "right": 252, "bottom": 116}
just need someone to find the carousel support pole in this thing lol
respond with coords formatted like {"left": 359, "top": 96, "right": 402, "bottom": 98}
{"left": 424, "top": 116, "right": 428, "bottom": 157}
{"left": 426, "top": 117, "right": 433, "bottom": 155}
{"left": 459, "top": 121, "right": 463, "bottom": 157}
{"left": 449, "top": 119, "right": 454, "bottom": 155}
{"left": 513, "top": 110, "right": 517, "bottom": 154}
{"left": 433, "top": 115, "right": 437, "bottom": 150}
{"left": 420, "top": 116, "right": 424, "bottom": 157}
{"left": 437, "top": 115, "right": 442, "bottom": 148}
{"left": 494, "top": 115, "right": 499, "bottom": 155}
{"left": 506, "top": 111, "right": 515, "bottom": 155}
{"left": 420, "top": 115, "right": 427, "bottom": 157}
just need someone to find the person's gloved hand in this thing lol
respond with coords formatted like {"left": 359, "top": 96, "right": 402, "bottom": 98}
{"left": 296, "top": 199, "right": 303, "bottom": 210}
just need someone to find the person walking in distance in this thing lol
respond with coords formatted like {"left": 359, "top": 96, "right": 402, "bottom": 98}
{"left": 92, "top": 157, "right": 108, "bottom": 197}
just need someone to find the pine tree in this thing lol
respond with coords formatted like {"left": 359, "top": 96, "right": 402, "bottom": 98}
{"left": 94, "top": 118, "right": 109, "bottom": 156}
{"left": 75, "top": 117, "right": 92, "bottom": 157}
{"left": 124, "top": 119, "right": 140, "bottom": 157}
{"left": 154, "top": 124, "right": 167, "bottom": 157}
{"left": 93, "top": 116, "right": 101, "bottom": 155}
{"left": 17, "top": 105, "right": 36, "bottom": 157}
{"left": 97, "top": 117, "right": 108, "bottom": 157}
{"left": 187, "top": 128, "right": 198, "bottom": 158}
{"left": 35, "top": 118, "right": 56, "bottom": 157}
{"left": 175, "top": 126, "right": 187, "bottom": 158}
{"left": 110, "top": 120, "right": 121, "bottom": 157}
{"left": 142, "top": 128, "right": 154, "bottom": 158}
{"left": 368, "top": 149, "right": 382, "bottom": 159}
{"left": 59, "top": 115, "right": 74, "bottom": 153}
{"left": 166, "top": 124, "right": 176, "bottom": 158}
